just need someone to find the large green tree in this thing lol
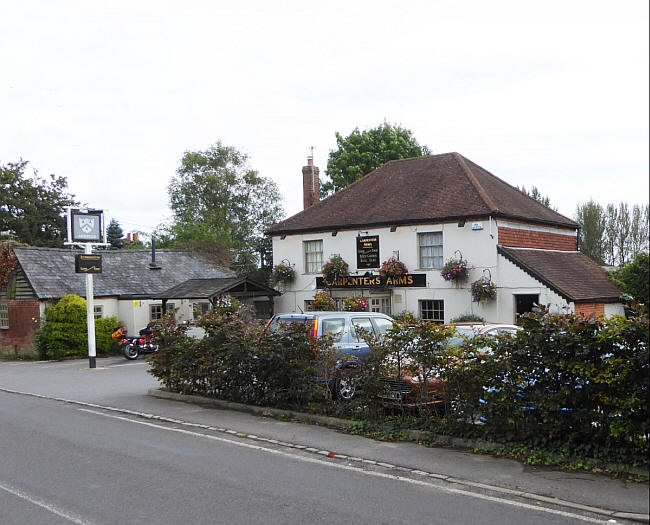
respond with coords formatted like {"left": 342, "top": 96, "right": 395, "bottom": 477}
{"left": 161, "top": 142, "right": 284, "bottom": 278}
{"left": 576, "top": 200, "right": 648, "bottom": 266}
{"left": 0, "top": 161, "right": 77, "bottom": 247}
{"left": 610, "top": 251, "right": 649, "bottom": 305}
{"left": 321, "top": 122, "right": 431, "bottom": 195}
{"left": 575, "top": 200, "right": 606, "bottom": 264}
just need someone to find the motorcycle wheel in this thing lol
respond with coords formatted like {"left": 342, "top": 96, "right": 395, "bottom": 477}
{"left": 122, "top": 342, "right": 139, "bottom": 360}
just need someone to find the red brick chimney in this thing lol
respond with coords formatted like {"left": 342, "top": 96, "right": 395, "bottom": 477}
{"left": 302, "top": 156, "right": 320, "bottom": 210}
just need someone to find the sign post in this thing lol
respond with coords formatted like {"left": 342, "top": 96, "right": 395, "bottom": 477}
{"left": 84, "top": 243, "right": 97, "bottom": 368}
{"left": 66, "top": 208, "right": 108, "bottom": 369}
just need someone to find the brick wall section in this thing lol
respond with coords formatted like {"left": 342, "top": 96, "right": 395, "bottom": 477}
{"left": 0, "top": 299, "right": 40, "bottom": 357}
{"left": 498, "top": 226, "right": 577, "bottom": 251}
{"left": 575, "top": 303, "right": 605, "bottom": 318}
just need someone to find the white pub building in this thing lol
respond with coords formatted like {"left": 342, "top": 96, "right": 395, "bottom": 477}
{"left": 268, "top": 153, "right": 624, "bottom": 324}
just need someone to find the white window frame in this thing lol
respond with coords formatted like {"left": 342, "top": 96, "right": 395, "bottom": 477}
{"left": 370, "top": 297, "right": 391, "bottom": 315}
{"left": 150, "top": 304, "right": 164, "bottom": 320}
{"left": 0, "top": 303, "right": 8, "bottom": 329}
{"left": 419, "top": 299, "right": 444, "bottom": 324}
{"left": 304, "top": 239, "right": 323, "bottom": 274}
{"left": 418, "top": 232, "right": 443, "bottom": 269}
{"left": 93, "top": 305, "right": 103, "bottom": 319}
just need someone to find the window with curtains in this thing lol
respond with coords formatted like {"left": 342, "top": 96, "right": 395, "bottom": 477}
{"left": 303, "top": 240, "right": 323, "bottom": 274}
{"left": 418, "top": 232, "right": 443, "bottom": 268}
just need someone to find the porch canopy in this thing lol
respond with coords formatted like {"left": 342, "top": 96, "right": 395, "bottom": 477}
{"left": 156, "top": 277, "right": 281, "bottom": 313}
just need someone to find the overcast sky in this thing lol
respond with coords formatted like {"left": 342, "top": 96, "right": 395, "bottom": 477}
{"left": 1, "top": 0, "right": 648, "bottom": 237}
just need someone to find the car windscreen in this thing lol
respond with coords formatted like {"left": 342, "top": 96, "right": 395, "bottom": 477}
{"left": 454, "top": 327, "right": 477, "bottom": 340}
{"left": 271, "top": 317, "right": 311, "bottom": 330}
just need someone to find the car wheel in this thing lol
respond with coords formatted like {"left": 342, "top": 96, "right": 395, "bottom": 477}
{"left": 336, "top": 377, "right": 357, "bottom": 400}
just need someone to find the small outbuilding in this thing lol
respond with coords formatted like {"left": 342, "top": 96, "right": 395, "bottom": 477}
{"left": 0, "top": 244, "right": 279, "bottom": 356}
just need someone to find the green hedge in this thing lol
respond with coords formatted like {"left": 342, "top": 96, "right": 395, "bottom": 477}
{"left": 443, "top": 308, "right": 648, "bottom": 463}
{"left": 149, "top": 310, "right": 339, "bottom": 410}
{"left": 147, "top": 305, "right": 649, "bottom": 466}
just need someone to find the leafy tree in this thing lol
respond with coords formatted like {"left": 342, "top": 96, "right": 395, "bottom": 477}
{"left": 615, "top": 202, "right": 632, "bottom": 266}
{"left": 163, "top": 142, "right": 284, "bottom": 278}
{"left": 106, "top": 219, "right": 124, "bottom": 249}
{"left": 603, "top": 204, "right": 618, "bottom": 266}
{"left": 610, "top": 251, "right": 649, "bottom": 305}
{"left": 575, "top": 200, "right": 606, "bottom": 264}
{"left": 629, "top": 204, "right": 649, "bottom": 258}
{"left": 0, "top": 161, "right": 78, "bottom": 247}
{"left": 517, "top": 185, "right": 554, "bottom": 209}
{"left": 321, "top": 122, "right": 431, "bottom": 195}
{"left": 577, "top": 200, "right": 648, "bottom": 267}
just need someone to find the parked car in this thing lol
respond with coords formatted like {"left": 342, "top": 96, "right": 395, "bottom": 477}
{"left": 379, "top": 323, "right": 521, "bottom": 407}
{"left": 263, "top": 311, "right": 394, "bottom": 359}
{"left": 262, "top": 311, "right": 395, "bottom": 399}
{"left": 451, "top": 323, "right": 522, "bottom": 354}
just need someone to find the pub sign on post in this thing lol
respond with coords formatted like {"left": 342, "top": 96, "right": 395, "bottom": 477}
{"left": 71, "top": 209, "right": 103, "bottom": 243}
{"left": 357, "top": 235, "right": 379, "bottom": 269}
{"left": 75, "top": 254, "right": 102, "bottom": 274}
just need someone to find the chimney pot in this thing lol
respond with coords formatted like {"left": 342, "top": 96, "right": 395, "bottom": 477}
{"left": 302, "top": 158, "right": 320, "bottom": 210}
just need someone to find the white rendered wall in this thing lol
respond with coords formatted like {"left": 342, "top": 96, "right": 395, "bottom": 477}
{"left": 604, "top": 303, "right": 625, "bottom": 317}
{"left": 94, "top": 298, "right": 119, "bottom": 320}
{"left": 272, "top": 219, "right": 595, "bottom": 323}
{"left": 273, "top": 220, "right": 504, "bottom": 322}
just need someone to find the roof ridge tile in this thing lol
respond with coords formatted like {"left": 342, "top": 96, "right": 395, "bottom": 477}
{"left": 452, "top": 153, "right": 498, "bottom": 213}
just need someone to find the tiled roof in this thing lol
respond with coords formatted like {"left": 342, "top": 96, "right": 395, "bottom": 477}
{"left": 13, "top": 246, "right": 234, "bottom": 300}
{"left": 497, "top": 246, "right": 622, "bottom": 303}
{"left": 156, "top": 277, "right": 281, "bottom": 299}
{"left": 268, "top": 152, "right": 577, "bottom": 235}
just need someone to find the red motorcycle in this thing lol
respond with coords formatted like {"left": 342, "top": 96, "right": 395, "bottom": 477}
{"left": 114, "top": 324, "right": 159, "bottom": 360}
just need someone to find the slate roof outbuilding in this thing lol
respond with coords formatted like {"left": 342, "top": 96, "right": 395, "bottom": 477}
{"left": 13, "top": 246, "right": 234, "bottom": 300}
{"left": 497, "top": 246, "right": 622, "bottom": 303}
{"left": 156, "top": 278, "right": 281, "bottom": 300}
{"left": 268, "top": 152, "right": 578, "bottom": 235}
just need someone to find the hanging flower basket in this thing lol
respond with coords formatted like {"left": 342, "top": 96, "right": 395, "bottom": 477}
{"left": 322, "top": 255, "right": 349, "bottom": 282}
{"left": 471, "top": 278, "right": 497, "bottom": 302}
{"left": 342, "top": 296, "right": 369, "bottom": 312}
{"left": 440, "top": 257, "right": 469, "bottom": 282}
{"left": 310, "top": 291, "right": 336, "bottom": 311}
{"left": 379, "top": 257, "right": 408, "bottom": 279}
{"left": 271, "top": 261, "right": 295, "bottom": 284}
{"left": 214, "top": 295, "right": 242, "bottom": 315}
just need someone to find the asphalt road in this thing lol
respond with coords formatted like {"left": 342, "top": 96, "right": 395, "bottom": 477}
{"left": 0, "top": 357, "right": 645, "bottom": 524}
